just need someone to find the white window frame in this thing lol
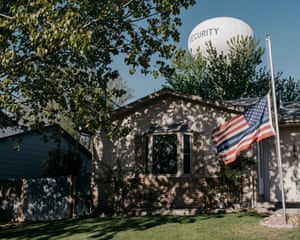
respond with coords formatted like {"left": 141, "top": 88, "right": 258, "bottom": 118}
{"left": 147, "top": 132, "right": 193, "bottom": 177}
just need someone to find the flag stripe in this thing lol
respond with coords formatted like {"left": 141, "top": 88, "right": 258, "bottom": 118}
{"left": 222, "top": 128, "right": 275, "bottom": 165}
{"left": 212, "top": 115, "right": 244, "bottom": 137}
{"left": 220, "top": 123, "right": 275, "bottom": 159}
{"left": 221, "top": 126, "right": 275, "bottom": 165}
{"left": 212, "top": 118, "right": 248, "bottom": 146}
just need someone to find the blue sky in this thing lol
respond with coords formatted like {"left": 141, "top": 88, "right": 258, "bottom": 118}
{"left": 116, "top": 0, "right": 300, "bottom": 102}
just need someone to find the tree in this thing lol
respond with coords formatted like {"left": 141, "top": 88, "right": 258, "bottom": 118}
{"left": 0, "top": 0, "right": 195, "bottom": 136}
{"left": 206, "top": 36, "right": 266, "bottom": 100}
{"left": 58, "top": 76, "right": 133, "bottom": 148}
{"left": 165, "top": 36, "right": 268, "bottom": 100}
{"left": 165, "top": 36, "right": 300, "bottom": 102}
{"left": 275, "top": 75, "right": 300, "bottom": 102}
{"left": 107, "top": 76, "right": 134, "bottom": 107}
{"left": 249, "top": 68, "right": 300, "bottom": 102}
{"left": 163, "top": 48, "right": 208, "bottom": 97}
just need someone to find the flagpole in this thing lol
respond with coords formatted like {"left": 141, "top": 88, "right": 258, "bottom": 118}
{"left": 266, "top": 33, "right": 286, "bottom": 221}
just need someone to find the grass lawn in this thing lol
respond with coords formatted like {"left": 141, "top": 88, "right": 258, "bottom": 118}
{"left": 1, "top": 211, "right": 300, "bottom": 240}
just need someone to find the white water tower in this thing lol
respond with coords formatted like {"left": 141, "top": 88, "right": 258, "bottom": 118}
{"left": 188, "top": 17, "right": 254, "bottom": 56}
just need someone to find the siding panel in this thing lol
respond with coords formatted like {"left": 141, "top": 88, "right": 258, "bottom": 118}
{"left": 0, "top": 129, "right": 91, "bottom": 179}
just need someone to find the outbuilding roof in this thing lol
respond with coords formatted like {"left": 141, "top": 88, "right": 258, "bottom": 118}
{"left": 0, "top": 124, "right": 91, "bottom": 159}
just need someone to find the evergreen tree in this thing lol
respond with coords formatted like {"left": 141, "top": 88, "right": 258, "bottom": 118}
{"left": 165, "top": 36, "right": 299, "bottom": 101}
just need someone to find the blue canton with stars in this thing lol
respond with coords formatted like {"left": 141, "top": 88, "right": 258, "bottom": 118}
{"left": 243, "top": 96, "right": 268, "bottom": 127}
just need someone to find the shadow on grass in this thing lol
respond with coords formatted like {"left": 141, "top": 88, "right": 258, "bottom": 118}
{"left": 236, "top": 210, "right": 270, "bottom": 219}
{"left": 0, "top": 214, "right": 229, "bottom": 240}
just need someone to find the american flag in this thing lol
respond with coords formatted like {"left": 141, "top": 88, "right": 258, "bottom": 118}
{"left": 212, "top": 95, "right": 275, "bottom": 165}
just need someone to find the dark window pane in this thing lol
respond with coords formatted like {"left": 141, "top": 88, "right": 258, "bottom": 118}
{"left": 145, "top": 136, "right": 149, "bottom": 174}
{"left": 183, "top": 135, "right": 191, "bottom": 174}
{"left": 184, "top": 134, "right": 190, "bottom": 153}
{"left": 152, "top": 134, "right": 177, "bottom": 174}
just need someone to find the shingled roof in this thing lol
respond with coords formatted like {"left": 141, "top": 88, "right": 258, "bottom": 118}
{"left": 225, "top": 97, "right": 300, "bottom": 125}
{"left": 116, "top": 88, "right": 244, "bottom": 117}
{"left": 121, "top": 89, "right": 299, "bottom": 125}
{"left": 279, "top": 102, "right": 300, "bottom": 124}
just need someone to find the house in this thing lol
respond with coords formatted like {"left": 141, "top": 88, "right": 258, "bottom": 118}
{"left": 92, "top": 88, "right": 300, "bottom": 214}
{"left": 0, "top": 123, "right": 93, "bottom": 222}
{"left": 92, "top": 88, "right": 250, "bottom": 214}
{"left": 0, "top": 124, "right": 92, "bottom": 179}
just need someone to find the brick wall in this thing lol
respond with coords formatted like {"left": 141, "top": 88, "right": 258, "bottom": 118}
{"left": 95, "top": 176, "right": 242, "bottom": 215}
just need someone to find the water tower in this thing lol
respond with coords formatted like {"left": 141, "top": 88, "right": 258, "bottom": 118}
{"left": 188, "top": 17, "right": 254, "bottom": 56}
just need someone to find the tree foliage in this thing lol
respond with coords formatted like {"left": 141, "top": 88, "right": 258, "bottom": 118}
{"left": 0, "top": 0, "right": 195, "bottom": 135}
{"left": 165, "top": 36, "right": 267, "bottom": 100}
{"left": 107, "top": 76, "right": 134, "bottom": 107}
{"left": 251, "top": 68, "right": 300, "bottom": 102}
{"left": 165, "top": 36, "right": 299, "bottom": 101}
{"left": 163, "top": 48, "right": 208, "bottom": 97}
{"left": 205, "top": 36, "right": 265, "bottom": 100}
{"left": 275, "top": 74, "right": 300, "bottom": 102}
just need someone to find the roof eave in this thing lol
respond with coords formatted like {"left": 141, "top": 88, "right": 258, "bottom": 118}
{"left": 115, "top": 88, "right": 244, "bottom": 117}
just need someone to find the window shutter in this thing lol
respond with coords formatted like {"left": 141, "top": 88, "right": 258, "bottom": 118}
{"left": 192, "top": 132, "right": 204, "bottom": 176}
{"left": 134, "top": 135, "right": 148, "bottom": 174}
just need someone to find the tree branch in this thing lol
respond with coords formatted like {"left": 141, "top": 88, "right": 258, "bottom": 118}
{"left": 0, "top": 13, "right": 15, "bottom": 20}
{"left": 83, "top": 18, "right": 101, "bottom": 29}
{"left": 121, "top": 0, "right": 134, "bottom": 9}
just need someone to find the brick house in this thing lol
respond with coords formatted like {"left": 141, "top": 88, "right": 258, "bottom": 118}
{"left": 92, "top": 89, "right": 251, "bottom": 214}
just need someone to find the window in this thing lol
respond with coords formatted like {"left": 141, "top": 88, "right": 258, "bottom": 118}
{"left": 152, "top": 134, "right": 177, "bottom": 174}
{"left": 144, "top": 129, "right": 194, "bottom": 176}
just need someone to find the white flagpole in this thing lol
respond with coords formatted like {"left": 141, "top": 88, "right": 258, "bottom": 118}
{"left": 266, "top": 33, "right": 286, "bottom": 221}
